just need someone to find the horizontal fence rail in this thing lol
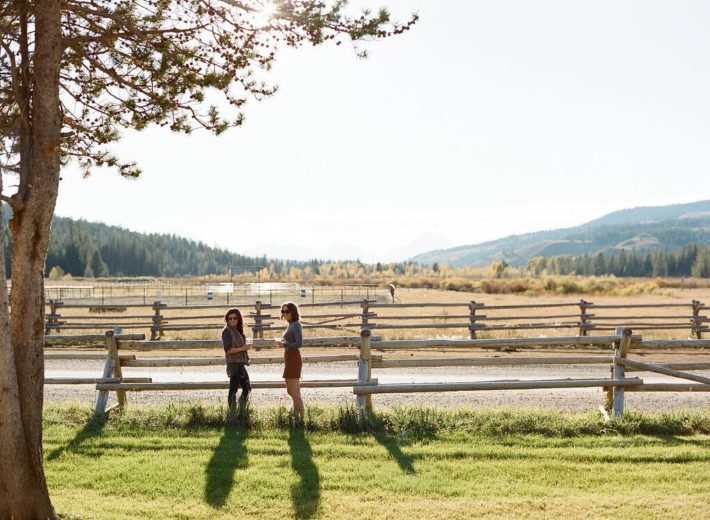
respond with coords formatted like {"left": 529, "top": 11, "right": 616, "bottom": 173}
{"left": 42, "top": 327, "right": 710, "bottom": 418}
{"left": 44, "top": 298, "right": 709, "bottom": 340}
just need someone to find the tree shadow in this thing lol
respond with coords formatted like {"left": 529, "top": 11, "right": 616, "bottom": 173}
{"left": 289, "top": 427, "right": 321, "bottom": 519}
{"left": 46, "top": 412, "right": 109, "bottom": 461}
{"left": 204, "top": 427, "right": 249, "bottom": 508}
{"left": 372, "top": 432, "right": 416, "bottom": 475}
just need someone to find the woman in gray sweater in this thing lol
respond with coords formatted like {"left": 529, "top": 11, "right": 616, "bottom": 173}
{"left": 274, "top": 301, "right": 304, "bottom": 419}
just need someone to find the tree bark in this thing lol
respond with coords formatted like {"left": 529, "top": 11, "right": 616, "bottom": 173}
{"left": 0, "top": 2, "right": 62, "bottom": 517}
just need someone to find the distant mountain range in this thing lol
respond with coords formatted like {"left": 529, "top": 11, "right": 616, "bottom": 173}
{"left": 243, "top": 232, "right": 454, "bottom": 263}
{"left": 411, "top": 200, "right": 710, "bottom": 267}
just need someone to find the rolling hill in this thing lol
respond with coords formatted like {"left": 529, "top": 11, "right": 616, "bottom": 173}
{"left": 411, "top": 200, "right": 710, "bottom": 267}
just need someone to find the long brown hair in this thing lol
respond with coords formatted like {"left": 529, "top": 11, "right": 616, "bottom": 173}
{"left": 280, "top": 301, "right": 300, "bottom": 322}
{"left": 224, "top": 308, "right": 244, "bottom": 336}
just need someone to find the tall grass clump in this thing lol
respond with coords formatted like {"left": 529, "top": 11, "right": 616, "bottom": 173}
{"left": 330, "top": 403, "right": 384, "bottom": 434}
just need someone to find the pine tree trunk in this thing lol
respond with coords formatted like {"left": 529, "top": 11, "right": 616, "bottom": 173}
{"left": 0, "top": 2, "right": 62, "bottom": 517}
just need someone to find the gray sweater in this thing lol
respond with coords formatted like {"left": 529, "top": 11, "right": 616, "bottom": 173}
{"left": 282, "top": 320, "right": 303, "bottom": 349}
{"left": 222, "top": 326, "right": 246, "bottom": 364}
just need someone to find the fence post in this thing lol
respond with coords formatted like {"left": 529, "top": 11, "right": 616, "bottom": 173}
{"left": 253, "top": 300, "right": 262, "bottom": 339}
{"left": 94, "top": 331, "right": 117, "bottom": 416}
{"left": 150, "top": 300, "right": 164, "bottom": 340}
{"left": 469, "top": 301, "right": 477, "bottom": 339}
{"left": 579, "top": 299, "right": 589, "bottom": 336}
{"left": 357, "top": 329, "right": 372, "bottom": 411}
{"left": 106, "top": 330, "right": 127, "bottom": 408}
{"left": 691, "top": 300, "right": 703, "bottom": 339}
{"left": 361, "top": 299, "right": 370, "bottom": 331}
{"left": 46, "top": 299, "right": 59, "bottom": 334}
{"left": 612, "top": 327, "right": 632, "bottom": 419}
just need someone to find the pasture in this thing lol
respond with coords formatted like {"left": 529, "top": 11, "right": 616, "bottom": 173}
{"left": 42, "top": 282, "right": 710, "bottom": 518}
{"left": 44, "top": 405, "right": 710, "bottom": 520}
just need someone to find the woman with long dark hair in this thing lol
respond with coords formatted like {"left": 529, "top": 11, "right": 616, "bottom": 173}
{"left": 222, "top": 308, "right": 251, "bottom": 408}
{"left": 274, "top": 301, "right": 304, "bottom": 419}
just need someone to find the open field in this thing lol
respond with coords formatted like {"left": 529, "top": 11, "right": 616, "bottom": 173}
{"left": 43, "top": 405, "right": 710, "bottom": 520}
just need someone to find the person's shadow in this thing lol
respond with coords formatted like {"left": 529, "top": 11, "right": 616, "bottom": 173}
{"left": 204, "top": 426, "right": 248, "bottom": 508}
{"left": 289, "top": 428, "right": 321, "bottom": 519}
{"left": 46, "top": 412, "right": 109, "bottom": 461}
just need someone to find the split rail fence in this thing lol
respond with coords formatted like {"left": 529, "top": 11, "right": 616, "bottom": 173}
{"left": 45, "top": 298, "right": 709, "bottom": 339}
{"left": 44, "top": 326, "right": 710, "bottom": 418}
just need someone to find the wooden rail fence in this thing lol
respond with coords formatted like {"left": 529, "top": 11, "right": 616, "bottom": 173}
{"left": 45, "top": 298, "right": 709, "bottom": 339}
{"left": 45, "top": 299, "right": 375, "bottom": 339}
{"left": 43, "top": 328, "right": 710, "bottom": 418}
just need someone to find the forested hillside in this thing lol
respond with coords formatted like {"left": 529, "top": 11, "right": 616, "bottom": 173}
{"left": 1, "top": 211, "right": 314, "bottom": 277}
{"left": 527, "top": 244, "right": 710, "bottom": 278}
{"left": 44, "top": 217, "right": 270, "bottom": 277}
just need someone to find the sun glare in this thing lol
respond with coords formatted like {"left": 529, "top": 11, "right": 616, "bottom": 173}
{"left": 255, "top": 1, "right": 278, "bottom": 26}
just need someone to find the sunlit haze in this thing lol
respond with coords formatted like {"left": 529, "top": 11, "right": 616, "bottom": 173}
{"left": 54, "top": 1, "right": 710, "bottom": 263}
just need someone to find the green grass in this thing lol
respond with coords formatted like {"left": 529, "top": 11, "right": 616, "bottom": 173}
{"left": 44, "top": 405, "right": 710, "bottom": 519}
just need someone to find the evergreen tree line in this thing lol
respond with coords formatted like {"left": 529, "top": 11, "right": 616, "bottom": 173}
{"left": 0, "top": 213, "right": 322, "bottom": 277}
{"left": 1, "top": 211, "right": 428, "bottom": 279}
{"left": 527, "top": 244, "right": 710, "bottom": 278}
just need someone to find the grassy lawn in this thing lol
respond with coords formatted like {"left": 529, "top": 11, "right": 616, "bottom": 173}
{"left": 44, "top": 405, "right": 710, "bottom": 519}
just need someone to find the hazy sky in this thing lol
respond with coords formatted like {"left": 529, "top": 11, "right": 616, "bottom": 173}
{"left": 54, "top": 1, "right": 710, "bottom": 263}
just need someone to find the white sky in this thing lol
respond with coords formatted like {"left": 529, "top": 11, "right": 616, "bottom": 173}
{"left": 54, "top": 0, "right": 710, "bottom": 263}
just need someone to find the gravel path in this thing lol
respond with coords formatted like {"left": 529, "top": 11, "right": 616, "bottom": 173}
{"left": 45, "top": 358, "right": 710, "bottom": 413}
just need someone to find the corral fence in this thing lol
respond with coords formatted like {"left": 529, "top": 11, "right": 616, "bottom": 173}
{"left": 42, "top": 282, "right": 388, "bottom": 306}
{"left": 45, "top": 298, "right": 709, "bottom": 340}
{"left": 44, "top": 328, "right": 710, "bottom": 419}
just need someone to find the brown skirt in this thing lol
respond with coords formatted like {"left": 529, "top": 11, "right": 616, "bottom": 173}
{"left": 282, "top": 348, "right": 302, "bottom": 379}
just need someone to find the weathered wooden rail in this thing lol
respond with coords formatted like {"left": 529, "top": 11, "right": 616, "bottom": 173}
{"left": 45, "top": 299, "right": 374, "bottom": 339}
{"left": 366, "top": 300, "right": 708, "bottom": 338}
{"left": 44, "top": 333, "right": 147, "bottom": 387}
{"left": 45, "top": 298, "right": 709, "bottom": 340}
{"left": 354, "top": 327, "right": 710, "bottom": 417}
{"left": 43, "top": 328, "right": 710, "bottom": 418}
{"left": 89, "top": 333, "right": 367, "bottom": 414}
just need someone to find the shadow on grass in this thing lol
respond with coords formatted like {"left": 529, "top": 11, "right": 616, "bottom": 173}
{"left": 204, "top": 427, "right": 249, "bottom": 508}
{"left": 46, "top": 412, "right": 108, "bottom": 462}
{"left": 289, "top": 427, "right": 321, "bottom": 519}
{"left": 372, "top": 432, "right": 416, "bottom": 474}
{"left": 662, "top": 435, "right": 710, "bottom": 447}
